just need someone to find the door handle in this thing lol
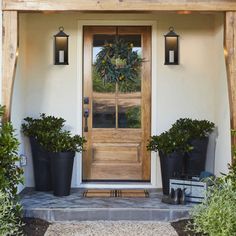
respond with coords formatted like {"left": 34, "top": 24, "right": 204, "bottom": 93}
{"left": 84, "top": 109, "right": 89, "bottom": 132}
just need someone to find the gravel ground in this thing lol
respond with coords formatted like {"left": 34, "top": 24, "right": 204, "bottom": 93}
{"left": 45, "top": 221, "right": 178, "bottom": 236}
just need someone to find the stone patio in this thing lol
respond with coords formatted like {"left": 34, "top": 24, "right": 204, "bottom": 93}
{"left": 20, "top": 188, "right": 193, "bottom": 222}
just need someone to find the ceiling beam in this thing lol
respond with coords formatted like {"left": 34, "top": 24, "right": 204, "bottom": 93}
{"left": 2, "top": 0, "right": 236, "bottom": 12}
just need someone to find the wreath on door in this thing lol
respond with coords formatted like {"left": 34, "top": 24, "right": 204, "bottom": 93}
{"left": 94, "top": 37, "right": 143, "bottom": 83}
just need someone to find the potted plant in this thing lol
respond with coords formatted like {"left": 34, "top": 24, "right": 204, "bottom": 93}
{"left": 172, "top": 118, "right": 215, "bottom": 176}
{"left": 147, "top": 129, "right": 192, "bottom": 195}
{"left": 22, "top": 114, "right": 65, "bottom": 191}
{"left": 147, "top": 118, "right": 215, "bottom": 195}
{"left": 43, "top": 130, "right": 85, "bottom": 196}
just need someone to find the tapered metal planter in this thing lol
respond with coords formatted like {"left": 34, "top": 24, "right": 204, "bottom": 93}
{"left": 30, "top": 137, "right": 52, "bottom": 191}
{"left": 50, "top": 151, "right": 75, "bottom": 196}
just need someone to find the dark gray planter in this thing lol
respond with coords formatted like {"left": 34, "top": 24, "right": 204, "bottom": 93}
{"left": 185, "top": 137, "right": 209, "bottom": 176}
{"left": 50, "top": 151, "right": 75, "bottom": 196}
{"left": 159, "top": 152, "right": 184, "bottom": 195}
{"left": 30, "top": 137, "right": 52, "bottom": 191}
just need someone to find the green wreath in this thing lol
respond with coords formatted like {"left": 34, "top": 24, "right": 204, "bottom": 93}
{"left": 94, "top": 37, "right": 143, "bottom": 83}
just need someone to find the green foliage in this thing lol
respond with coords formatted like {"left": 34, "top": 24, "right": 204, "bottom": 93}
{"left": 94, "top": 37, "right": 143, "bottom": 83}
{"left": 92, "top": 67, "right": 116, "bottom": 93}
{"left": 125, "top": 106, "right": 141, "bottom": 128}
{"left": 0, "top": 106, "right": 23, "bottom": 198}
{"left": 22, "top": 113, "right": 65, "bottom": 145}
{"left": 188, "top": 178, "right": 236, "bottom": 236}
{"left": 0, "top": 105, "right": 24, "bottom": 235}
{"left": 147, "top": 129, "right": 192, "bottom": 155}
{"left": 93, "top": 66, "right": 141, "bottom": 93}
{"left": 172, "top": 118, "right": 215, "bottom": 139}
{"left": 0, "top": 191, "right": 24, "bottom": 236}
{"left": 43, "top": 131, "right": 86, "bottom": 153}
{"left": 22, "top": 114, "right": 86, "bottom": 153}
{"left": 226, "top": 130, "right": 236, "bottom": 190}
{"left": 188, "top": 129, "right": 236, "bottom": 236}
{"left": 147, "top": 118, "right": 215, "bottom": 155}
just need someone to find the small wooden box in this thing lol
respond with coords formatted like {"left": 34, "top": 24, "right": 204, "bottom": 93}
{"left": 170, "top": 178, "right": 207, "bottom": 203}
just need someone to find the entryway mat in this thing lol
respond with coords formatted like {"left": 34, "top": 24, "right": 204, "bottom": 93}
{"left": 83, "top": 189, "right": 149, "bottom": 198}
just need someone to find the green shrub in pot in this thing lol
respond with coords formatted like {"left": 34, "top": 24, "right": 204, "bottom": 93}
{"left": 22, "top": 114, "right": 66, "bottom": 191}
{"left": 147, "top": 128, "right": 192, "bottom": 195}
{"left": 45, "top": 130, "right": 86, "bottom": 196}
{"left": 147, "top": 118, "right": 215, "bottom": 194}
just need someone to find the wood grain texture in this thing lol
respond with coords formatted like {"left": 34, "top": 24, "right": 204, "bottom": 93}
{"left": 3, "top": 0, "right": 236, "bottom": 11}
{"left": 225, "top": 12, "right": 236, "bottom": 163}
{"left": 2, "top": 11, "right": 18, "bottom": 122}
{"left": 82, "top": 26, "right": 151, "bottom": 181}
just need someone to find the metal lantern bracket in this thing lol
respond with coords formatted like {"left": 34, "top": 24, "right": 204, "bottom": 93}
{"left": 54, "top": 26, "right": 69, "bottom": 65}
{"left": 164, "top": 26, "right": 179, "bottom": 65}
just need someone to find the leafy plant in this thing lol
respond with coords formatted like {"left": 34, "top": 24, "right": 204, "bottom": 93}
{"left": 0, "top": 191, "right": 24, "bottom": 236}
{"left": 188, "top": 177, "right": 236, "bottom": 236}
{"left": 0, "top": 106, "right": 23, "bottom": 198}
{"left": 147, "top": 129, "right": 192, "bottom": 155}
{"left": 0, "top": 105, "right": 24, "bottom": 235}
{"left": 43, "top": 130, "right": 86, "bottom": 153}
{"left": 147, "top": 118, "right": 215, "bottom": 155}
{"left": 225, "top": 129, "right": 236, "bottom": 190}
{"left": 22, "top": 113, "right": 65, "bottom": 147}
{"left": 188, "top": 129, "right": 236, "bottom": 236}
{"left": 172, "top": 118, "right": 215, "bottom": 139}
{"left": 22, "top": 114, "right": 86, "bottom": 153}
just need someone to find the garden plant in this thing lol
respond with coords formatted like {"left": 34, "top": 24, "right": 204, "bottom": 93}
{"left": 0, "top": 105, "right": 24, "bottom": 235}
{"left": 188, "top": 130, "right": 236, "bottom": 236}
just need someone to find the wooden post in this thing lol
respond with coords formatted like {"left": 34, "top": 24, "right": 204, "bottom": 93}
{"left": 2, "top": 11, "right": 18, "bottom": 121}
{"left": 225, "top": 12, "right": 236, "bottom": 162}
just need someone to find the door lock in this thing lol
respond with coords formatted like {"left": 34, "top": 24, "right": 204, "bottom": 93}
{"left": 84, "top": 97, "right": 89, "bottom": 104}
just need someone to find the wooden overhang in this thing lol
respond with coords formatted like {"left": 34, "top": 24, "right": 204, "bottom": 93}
{"left": 2, "top": 0, "right": 236, "bottom": 12}
{"left": 1, "top": 0, "right": 236, "bottom": 161}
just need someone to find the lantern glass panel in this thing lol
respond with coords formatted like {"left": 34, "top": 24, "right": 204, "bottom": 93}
{"left": 54, "top": 33, "right": 68, "bottom": 65}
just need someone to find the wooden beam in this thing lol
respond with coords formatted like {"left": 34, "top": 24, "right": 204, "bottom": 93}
{"left": 225, "top": 12, "right": 236, "bottom": 163}
{"left": 3, "top": 0, "right": 236, "bottom": 12}
{"left": 2, "top": 11, "right": 18, "bottom": 122}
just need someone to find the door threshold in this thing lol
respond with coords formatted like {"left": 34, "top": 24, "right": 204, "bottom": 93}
{"left": 79, "top": 182, "right": 154, "bottom": 189}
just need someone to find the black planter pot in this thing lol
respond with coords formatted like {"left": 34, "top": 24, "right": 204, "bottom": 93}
{"left": 30, "top": 137, "right": 52, "bottom": 191}
{"left": 185, "top": 137, "right": 209, "bottom": 176}
{"left": 50, "top": 151, "right": 75, "bottom": 196}
{"left": 159, "top": 152, "right": 183, "bottom": 195}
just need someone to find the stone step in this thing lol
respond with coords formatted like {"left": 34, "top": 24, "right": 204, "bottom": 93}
{"left": 21, "top": 188, "right": 192, "bottom": 222}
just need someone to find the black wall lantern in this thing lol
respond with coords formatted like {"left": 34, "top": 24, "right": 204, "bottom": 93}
{"left": 164, "top": 27, "right": 179, "bottom": 65}
{"left": 54, "top": 27, "right": 69, "bottom": 65}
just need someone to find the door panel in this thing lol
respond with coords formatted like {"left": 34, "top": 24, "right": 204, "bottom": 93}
{"left": 83, "top": 26, "right": 151, "bottom": 181}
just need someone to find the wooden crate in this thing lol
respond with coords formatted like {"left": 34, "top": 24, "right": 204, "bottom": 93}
{"left": 170, "top": 178, "right": 207, "bottom": 203}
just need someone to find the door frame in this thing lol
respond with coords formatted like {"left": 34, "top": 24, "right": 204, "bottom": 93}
{"left": 77, "top": 20, "right": 158, "bottom": 188}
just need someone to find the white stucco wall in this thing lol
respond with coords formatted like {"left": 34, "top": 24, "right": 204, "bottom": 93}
{"left": 11, "top": 12, "right": 231, "bottom": 189}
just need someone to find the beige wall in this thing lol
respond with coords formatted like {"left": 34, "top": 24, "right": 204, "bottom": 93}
{"left": 11, "top": 12, "right": 231, "bottom": 188}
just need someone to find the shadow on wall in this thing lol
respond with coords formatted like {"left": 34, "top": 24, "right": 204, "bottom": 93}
{"left": 206, "top": 127, "right": 218, "bottom": 174}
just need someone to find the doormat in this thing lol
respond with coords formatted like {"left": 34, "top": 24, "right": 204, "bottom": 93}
{"left": 83, "top": 189, "right": 149, "bottom": 198}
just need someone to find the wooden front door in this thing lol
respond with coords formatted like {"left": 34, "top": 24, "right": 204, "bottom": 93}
{"left": 83, "top": 26, "right": 151, "bottom": 181}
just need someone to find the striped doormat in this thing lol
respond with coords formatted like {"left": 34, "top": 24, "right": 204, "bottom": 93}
{"left": 83, "top": 189, "right": 149, "bottom": 198}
